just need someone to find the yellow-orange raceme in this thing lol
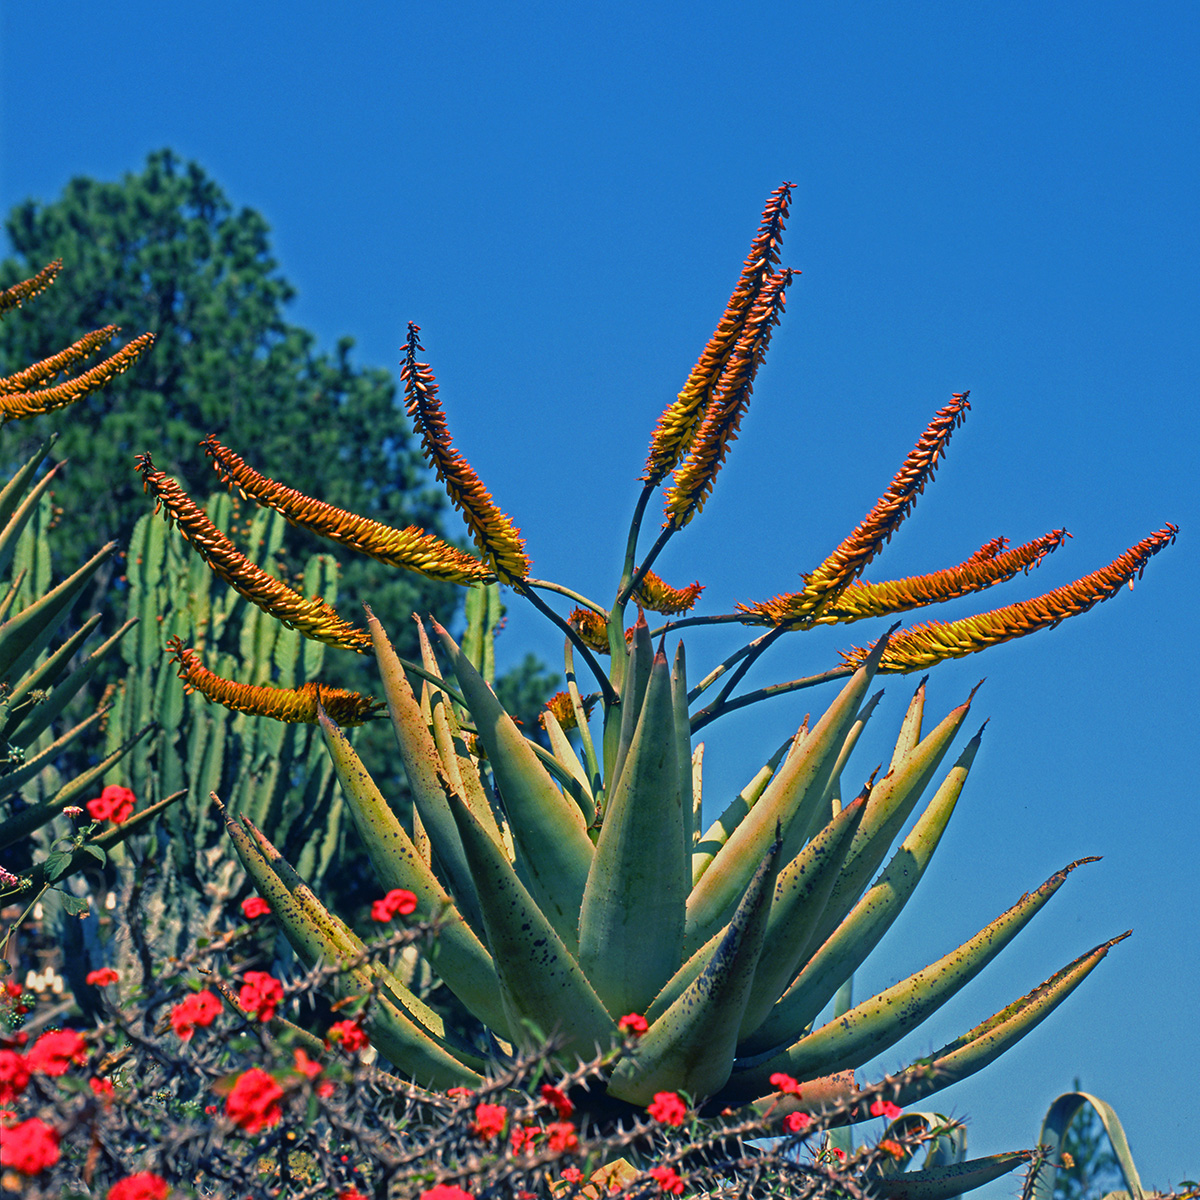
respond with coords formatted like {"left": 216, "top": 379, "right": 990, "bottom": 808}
{"left": 401, "top": 323, "right": 531, "bottom": 583}
{"left": 166, "top": 638, "right": 384, "bottom": 726}
{"left": 0, "top": 259, "right": 62, "bottom": 316}
{"left": 741, "top": 529, "right": 1071, "bottom": 628}
{"left": 201, "top": 436, "right": 493, "bottom": 585}
{"left": 838, "top": 524, "right": 1178, "bottom": 672}
{"left": 633, "top": 569, "right": 705, "bottom": 615}
{"left": 644, "top": 183, "right": 794, "bottom": 487}
{"left": 137, "top": 454, "right": 371, "bottom": 654}
{"left": 752, "top": 393, "right": 972, "bottom": 627}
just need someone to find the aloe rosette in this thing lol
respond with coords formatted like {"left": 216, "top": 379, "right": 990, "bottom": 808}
{"left": 136, "top": 185, "right": 1175, "bottom": 1138}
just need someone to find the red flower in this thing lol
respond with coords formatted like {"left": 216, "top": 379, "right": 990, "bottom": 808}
{"left": 326, "top": 1019, "right": 369, "bottom": 1052}
{"left": 371, "top": 887, "right": 418, "bottom": 922}
{"left": 509, "top": 1123, "right": 538, "bottom": 1155}
{"left": 225, "top": 1066, "right": 284, "bottom": 1133}
{"left": 292, "top": 1048, "right": 323, "bottom": 1079}
{"left": 90, "top": 1076, "right": 115, "bottom": 1103}
{"left": 541, "top": 1083, "right": 574, "bottom": 1119}
{"left": 241, "top": 896, "right": 271, "bottom": 920}
{"left": 546, "top": 1121, "right": 578, "bottom": 1153}
{"left": 446, "top": 1086, "right": 474, "bottom": 1100}
{"left": 648, "top": 1165, "right": 685, "bottom": 1195}
{"left": 170, "top": 990, "right": 222, "bottom": 1040}
{"left": 0, "top": 1049, "right": 30, "bottom": 1102}
{"left": 420, "top": 1187, "right": 475, "bottom": 1200}
{"left": 831, "top": 1146, "right": 847, "bottom": 1161}
{"left": 107, "top": 1172, "right": 170, "bottom": 1200}
{"left": 618, "top": 1012, "right": 649, "bottom": 1036}
{"left": 26, "top": 1028, "right": 88, "bottom": 1075}
{"left": 239, "top": 971, "right": 283, "bottom": 1022}
{"left": 870, "top": 1098, "right": 903, "bottom": 1120}
{"left": 783, "top": 1111, "right": 811, "bottom": 1133}
{"left": 769, "top": 1071, "right": 801, "bottom": 1095}
{"left": 337, "top": 1190, "right": 369, "bottom": 1200}
{"left": 647, "top": 1091, "right": 687, "bottom": 1126}
{"left": 0, "top": 1116, "right": 60, "bottom": 1174}
{"left": 471, "top": 1101, "right": 508, "bottom": 1141}
{"left": 879, "top": 1138, "right": 905, "bottom": 1158}
{"left": 86, "top": 967, "right": 121, "bottom": 987}
{"left": 86, "top": 784, "right": 136, "bottom": 825}
{"left": 559, "top": 1167, "right": 584, "bottom": 1184}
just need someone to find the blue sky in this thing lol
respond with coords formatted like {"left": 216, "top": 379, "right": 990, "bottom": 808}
{"left": 3, "top": 0, "right": 1196, "bottom": 1188}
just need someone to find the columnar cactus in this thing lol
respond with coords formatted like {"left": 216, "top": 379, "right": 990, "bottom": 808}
{"left": 136, "top": 186, "right": 1175, "bottom": 1122}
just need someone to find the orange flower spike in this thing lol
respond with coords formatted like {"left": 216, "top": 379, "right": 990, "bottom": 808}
{"left": 839, "top": 524, "right": 1178, "bottom": 672}
{"left": 634, "top": 569, "right": 705, "bottom": 615}
{"left": 644, "top": 183, "right": 794, "bottom": 486}
{"left": 1, "top": 332, "right": 154, "bottom": 425}
{"left": 567, "top": 607, "right": 613, "bottom": 654}
{"left": 401, "top": 324, "right": 531, "bottom": 583}
{"left": 166, "top": 638, "right": 384, "bottom": 726}
{"left": 201, "top": 437, "right": 493, "bottom": 585}
{"left": 540, "top": 690, "right": 598, "bottom": 732}
{"left": 136, "top": 454, "right": 371, "bottom": 654}
{"left": 771, "top": 392, "right": 972, "bottom": 625}
{"left": 0, "top": 326, "right": 119, "bottom": 395}
{"left": 742, "top": 529, "right": 1071, "bottom": 627}
{"left": 0, "top": 260, "right": 62, "bottom": 316}
{"left": 665, "top": 268, "right": 793, "bottom": 527}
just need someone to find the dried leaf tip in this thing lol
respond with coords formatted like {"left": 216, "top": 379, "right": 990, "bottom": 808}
{"left": 136, "top": 454, "right": 371, "bottom": 654}
{"left": 839, "top": 524, "right": 1178, "bottom": 672}
{"left": 201, "top": 437, "right": 493, "bottom": 585}
{"left": 401, "top": 323, "right": 531, "bottom": 583}
{"left": 643, "top": 183, "right": 794, "bottom": 487}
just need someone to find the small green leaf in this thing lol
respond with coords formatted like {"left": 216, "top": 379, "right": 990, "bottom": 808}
{"left": 81, "top": 843, "right": 107, "bottom": 866}
{"left": 58, "top": 892, "right": 89, "bottom": 916}
{"left": 42, "top": 850, "right": 73, "bottom": 882}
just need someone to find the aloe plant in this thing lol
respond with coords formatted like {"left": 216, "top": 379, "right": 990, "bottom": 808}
{"left": 135, "top": 185, "right": 1175, "bottom": 1135}
{"left": 0, "top": 263, "right": 170, "bottom": 942}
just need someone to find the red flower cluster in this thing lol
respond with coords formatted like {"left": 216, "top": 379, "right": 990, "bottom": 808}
{"left": 540, "top": 1083, "right": 574, "bottom": 1119}
{"left": 326, "top": 1019, "right": 369, "bottom": 1052}
{"left": 648, "top": 1165, "right": 685, "bottom": 1195}
{"left": 783, "top": 1111, "right": 812, "bottom": 1133}
{"left": 170, "top": 990, "right": 222, "bottom": 1040}
{"left": 239, "top": 971, "right": 284, "bottom": 1022}
{"left": 509, "top": 1123, "right": 538, "bottom": 1155}
{"left": 647, "top": 1091, "right": 688, "bottom": 1126}
{"left": 879, "top": 1138, "right": 905, "bottom": 1158}
{"left": 618, "top": 1012, "right": 648, "bottom": 1036}
{"left": 241, "top": 896, "right": 271, "bottom": 920}
{"left": 420, "top": 1187, "right": 475, "bottom": 1200}
{"left": 26, "top": 1028, "right": 88, "bottom": 1075}
{"left": 559, "top": 1167, "right": 584, "bottom": 1184}
{"left": 0, "top": 1116, "right": 60, "bottom": 1174}
{"left": 86, "top": 784, "right": 136, "bottom": 825}
{"left": 0, "top": 1048, "right": 31, "bottom": 1102}
{"left": 292, "top": 1047, "right": 323, "bottom": 1079}
{"left": 471, "top": 1102, "right": 508, "bottom": 1141}
{"left": 370, "top": 887, "right": 418, "bottom": 922}
{"left": 870, "top": 1098, "right": 903, "bottom": 1120}
{"left": 769, "top": 1071, "right": 802, "bottom": 1096}
{"left": 545, "top": 1122, "right": 578, "bottom": 1153}
{"left": 107, "top": 1172, "right": 170, "bottom": 1200}
{"left": 225, "top": 1066, "right": 284, "bottom": 1133}
{"left": 86, "top": 967, "right": 121, "bottom": 987}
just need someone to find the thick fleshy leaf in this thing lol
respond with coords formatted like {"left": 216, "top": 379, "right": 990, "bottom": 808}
{"left": 802, "top": 691, "right": 976, "bottom": 955}
{"left": 737, "top": 790, "right": 868, "bottom": 1039}
{"left": 890, "top": 931, "right": 1132, "bottom": 1108}
{"left": 542, "top": 708, "right": 594, "bottom": 819}
{"left": 1029, "top": 1092, "right": 1145, "bottom": 1200}
{"left": 734, "top": 857, "right": 1097, "bottom": 1083}
{"left": 608, "top": 838, "right": 781, "bottom": 1105}
{"left": 444, "top": 784, "right": 616, "bottom": 1056}
{"left": 870, "top": 1152, "right": 1033, "bottom": 1200}
{"left": 579, "top": 647, "right": 687, "bottom": 1015}
{"left": 672, "top": 642, "right": 694, "bottom": 849}
{"left": 316, "top": 704, "right": 511, "bottom": 1037}
{"left": 684, "top": 632, "right": 890, "bottom": 951}
{"left": 434, "top": 618, "right": 594, "bottom": 950}
{"left": 608, "top": 610, "right": 653, "bottom": 800}
{"left": 366, "top": 608, "right": 486, "bottom": 933}
{"left": 692, "top": 733, "right": 792, "bottom": 887}
{"left": 740, "top": 731, "right": 981, "bottom": 1055}
{"left": 219, "top": 802, "right": 482, "bottom": 1089}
